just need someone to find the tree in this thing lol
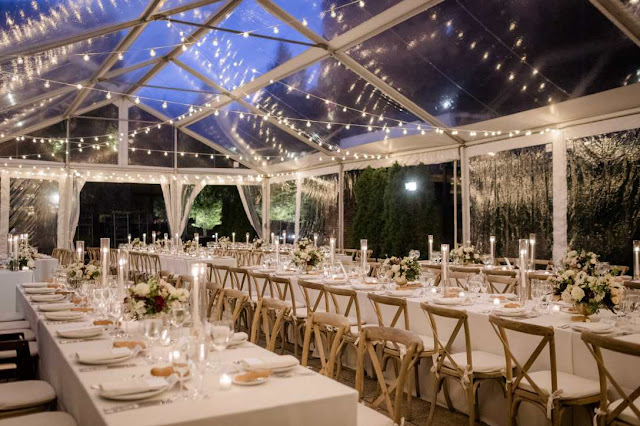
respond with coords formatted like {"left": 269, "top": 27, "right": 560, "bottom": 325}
{"left": 189, "top": 186, "right": 222, "bottom": 236}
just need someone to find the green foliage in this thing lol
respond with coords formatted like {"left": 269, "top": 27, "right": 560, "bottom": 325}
{"left": 189, "top": 186, "right": 222, "bottom": 231}
{"left": 350, "top": 163, "right": 441, "bottom": 258}
{"left": 270, "top": 181, "right": 296, "bottom": 221}
{"left": 186, "top": 186, "right": 255, "bottom": 239}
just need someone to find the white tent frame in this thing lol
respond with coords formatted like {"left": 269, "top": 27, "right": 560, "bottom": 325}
{"left": 0, "top": 0, "right": 639, "bottom": 257}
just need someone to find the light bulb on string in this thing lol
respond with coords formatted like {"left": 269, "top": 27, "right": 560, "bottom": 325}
{"left": 162, "top": 101, "right": 167, "bottom": 109}
{"left": 149, "top": 49, "right": 156, "bottom": 57}
{"left": 106, "top": 91, "right": 111, "bottom": 100}
{"left": 117, "top": 52, "right": 123, "bottom": 60}
{"left": 44, "top": 80, "right": 50, "bottom": 88}
{"left": 135, "top": 97, "right": 140, "bottom": 104}
{"left": 83, "top": 54, "right": 90, "bottom": 61}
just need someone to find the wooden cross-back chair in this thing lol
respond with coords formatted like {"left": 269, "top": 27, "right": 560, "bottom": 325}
{"left": 147, "top": 254, "right": 161, "bottom": 277}
{"left": 87, "top": 247, "right": 100, "bottom": 262}
{"left": 250, "top": 250, "right": 263, "bottom": 266}
{"left": 228, "top": 267, "right": 250, "bottom": 293}
{"left": 447, "top": 270, "right": 473, "bottom": 291}
{"left": 271, "top": 275, "right": 306, "bottom": 356}
{"left": 355, "top": 326, "right": 423, "bottom": 426}
{"left": 176, "top": 274, "right": 194, "bottom": 290}
{"left": 484, "top": 268, "right": 517, "bottom": 278}
{"left": 486, "top": 275, "right": 518, "bottom": 294}
{"left": 212, "top": 265, "right": 232, "bottom": 289}
{"left": 368, "top": 293, "right": 436, "bottom": 413}
{"left": 582, "top": 332, "right": 640, "bottom": 426}
{"left": 215, "top": 288, "right": 250, "bottom": 331}
{"left": 250, "top": 297, "right": 290, "bottom": 353}
{"left": 526, "top": 272, "right": 554, "bottom": 300}
{"left": 489, "top": 315, "right": 600, "bottom": 426}
{"left": 450, "top": 265, "right": 482, "bottom": 274}
{"left": 205, "top": 282, "right": 222, "bottom": 320}
{"left": 298, "top": 279, "right": 329, "bottom": 316}
{"left": 421, "top": 263, "right": 442, "bottom": 286}
{"left": 247, "top": 271, "right": 275, "bottom": 299}
{"left": 610, "top": 265, "right": 630, "bottom": 276}
{"left": 301, "top": 312, "right": 350, "bottom": 378}
{"left": 423, "top": 303, "right": 506, "bottom": 426}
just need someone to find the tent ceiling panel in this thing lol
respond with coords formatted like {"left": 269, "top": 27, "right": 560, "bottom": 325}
{"left": 177, "top": 129, "right": 245, "bottom": 168}
{"left": 79, "top": 64, "right": 158, "bottom": 111}
{"left": 345, "top": 0, "right": 640, "bottom": 128}
{"left": 0, "top": 121, "right": 66, "bottom": 162}
{"left": 248, "top": 56, "right": 421, "bottom": 150}
{"left": 0, "top": 92, "right": 76, "bottom": 136}
{"left": 68, "top": 104, "right": 119, "bottom": 165}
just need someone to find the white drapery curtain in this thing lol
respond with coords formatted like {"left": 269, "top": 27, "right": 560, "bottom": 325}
{"left": 56, "top": 174, "right": 85, "bottom": 250}
{"left": 67, "top": 177, "right": 85, "bottom": 250}
{"left": 236, "top": 184, "right": 262, "bottom": 239}
{"left": 161, "top": 178, "right": 204, "bottom": 238}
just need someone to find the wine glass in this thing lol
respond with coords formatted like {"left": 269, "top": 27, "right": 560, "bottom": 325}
{"left": 531, "top": 280, "right": 551, "bottom": 313}
{"left": 210, "top": 320, "right": 233, "bottom": 352}
{"left": 170, "top": 342, "right": 191, "bottom": 400}
{"left": 171, "top": 303, "right": 188, "bottom": 340}
{"left": 467, "top": 274, "right": 484, "bottom": 298}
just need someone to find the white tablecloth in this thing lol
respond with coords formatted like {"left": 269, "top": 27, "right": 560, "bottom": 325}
{"left": 34, "top": 257, "right": 59, "bottom": 282}
{"left": 266, "top": 273, "right": 640, "bottom": 426}
{"left": 16, "top": 289, "right": 357, "bottom": 426}
{"left": 151, "top": 253, "right": 236, "bottom": 276}
{"left": 0, "top": 269, "right": 33, "bottom": 312}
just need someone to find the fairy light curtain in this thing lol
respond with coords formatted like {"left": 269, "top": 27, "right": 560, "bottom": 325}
{"left": 9, "top": 178, "right": 59, "bottom": 254}
{"left": 57, "top": 175, "right": 86, "bottom": 250}
{"left": 469, "top": 145, "right": 553, "bottom": 259}
{"left": 237, "top": 184, "right": 263, "bottom": 239}
{"left": 567, "top": 129, "right": 640, "bottom": 266}
{"left": 299, "top": 174, "right": 339, "bottom": 245}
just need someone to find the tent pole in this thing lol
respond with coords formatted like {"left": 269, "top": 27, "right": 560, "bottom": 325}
{"left": 453, "top": 160, "right": 458, "bottom": 247}
{"left": 461, "top": 147, "right": 471, "bottom": 245}
{"left": 294, "top": 177, "right": 302, "bottom": 241}
{"left": 338, "top": 164, "right": 344, "bottom": 250}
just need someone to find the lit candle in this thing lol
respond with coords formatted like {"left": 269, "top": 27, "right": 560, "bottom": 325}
{"left": 194, "top": 233, "right": 199, "bottom": 256}
{"left": 282, "top": 230, "right": 286, "bottom": 245}
{"left": 163, "top": 233, "right": 168, "bottom": 249}
{"left": 246, "top": 232, "right": 249, "bottom": 245}
{"left": 127, "top": 234, "right": 131, "bottom": 246}
{"left": 152, "top": 231, "right": 156, "bottom": 245}
{"left": 428, "top": 235, "right": 433, "bottom": 261}
{"left": 215, "top": 233, "right": 218, "bottom": 243}
{"left": 329, "top": 237, "right": 336, "bottom": 265}
{"left": 519, "top": 239, "right": 529, "bottom": 304}
{"left": 219, "top": 373, "right": 232, "bottom": 390}
{"left": 458, "top": 291, "right": 465, "bottom": 298}
{"left": 529, "top": 233, "right": 536, "bottom": 271}
{"left": 551, "top": 304, "right": 560, "bottom": 314}
{"left": 489, "top": 236, "right": 496, "bottom": 266}
{"left": 143, "top": 233, "right": 146, "bottom": 246}
{"left": 313, "top": 233, "right": 318, "bottom": 247}
{"left": 360, "top": 239, "right": 367, "bottom": 273}
{"left": 441, "top": 244, "right": 449, "bottom": 293}
{"left": 117, "top": 249, "right": 128, "bottom": 291}
{"left": 270, "top": 232, "right": 274, "bottom": 244}
{"left": 274, "top": 239, "right": 280, "bottom": 265}
{"left": 191, "top": 263, "right": 202, "bottom": 331}
{"left": 76, "top": 241, "right": 84, "bottom": 263}
{"left": 100, "top": 238, "right": 110, "bottom": 286}
{"left": 232, "top": 232, "right": 235, "bottom": 244}
{"left": 634, "top": 240, "right": 640, "bottom": 280}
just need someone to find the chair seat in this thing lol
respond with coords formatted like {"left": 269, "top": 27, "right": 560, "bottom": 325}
{"left": 385, "top": 334, "right": 435, "bottom": 353}
{"left": 357, "top": 403, "right": 394, "bottom": 426}
{"left": 282, "top": 300, "right": 305, "bottom": 309}
{"left": 443, "top": 351, "right": 506, "bottom": 373}
{"left": 0, "top": 412, "right": 77, "bottom": 426}
{"left": 0, "top": 380, "right": 55, "bottom": 412}
{"left": 0, "top": 313, "right": 24, "bottom": 323}
{"left": 0, "top": 329, "right": 35, "bottom": 341}
{"left": 609, "top": 397, "right": 640, "bottom": 425}
{"left": 518, "top": 371, "right": 601, "bottom": 400}
{"left": 0, "top": 341, "right": 38, "bottom": 360}
{"left": 0, "top": 322, "right": 29, "bottom": 331}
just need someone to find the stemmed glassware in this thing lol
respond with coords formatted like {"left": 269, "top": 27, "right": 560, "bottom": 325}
{"left": 170, "top": 342, "right": 191, "bottom": 400}
{"left": 209, "top": 320, "right": 233, "bottom": 372}
{"left": 531, "top": 279, "right": 552, "bottom": 313}
{"left": 171, "top": 302, "right": 188, "bottom": 340}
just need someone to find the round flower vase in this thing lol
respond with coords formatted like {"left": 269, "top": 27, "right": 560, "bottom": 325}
{"left": 394, "top": 276, "right": 408, "bottom": 286}
{"left": 575, "top": 303, "right": 597, "bottom": 319}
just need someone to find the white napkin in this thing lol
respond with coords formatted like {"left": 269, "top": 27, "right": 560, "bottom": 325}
{"left": 25, "top": 288, "right": 57, "bottom": 294}
{"left": 433, "top": 296, "right": 468, "bottom": 305}
{"left": 241, "top": 355, "right": 299, "bottom": 371}
{"left": 386, "top": 290, "right": 417, "bottom": 297}
{"left": 44, "top": 311, "right": 85, "bottom": 321}
{"left": 39, "top": 303, "right": 75, "bottom": 312}
{"left": 570, "top": 322, "right": 613, "bottom": 333}
{"left": 22, "top": 282, "right": 48, "bottom": 288}
{"left": 99, "top": 378, "right": 168, "bottom": 397}
{"left": 31, "top": 294, "right": 66, "bottom": 302}
{"left": 230, "top": 332, "right": 248, "bottom": 345}
{"left": 56, "top": 324, "right": 103, "bottom": 339}
{"left": 76, "top": 347, "right": 131, "bottom": 363}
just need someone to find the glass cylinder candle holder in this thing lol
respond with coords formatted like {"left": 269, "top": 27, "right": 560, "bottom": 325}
{"left": 282, "top": 231, "right": 286, "bottom": 245}
{"left": 142, "top": 233, "right": 146, "bottom": 246}
{"left": 313, "top": 233, "right": 318, "bottom": 248}
{"left": 274, "top": 240, "right": 280, "bottom": 265}
{"left": 246, "top": 232, "right": 250, "bottom": 245}
{"left": 215, "top": 233, "right": 218, "bottom": 243}
{"left": 127, "top": 234, "right": 131, "bottom": 246}
{"left": 152, "top": 231, "right": 156, "bottom": 245}
{"left": 190, "top": 263, "right": 206, "bottom": 333}
{"left": 428, "top": 235, "right": 434, "bottom": 262}
{"left": 489, "top": 236, "right": 496, "bottom": 265}
{"left": 117, "top": 249, "right": 129, "bottom": 293}
{"left": 100, "top": 238, "right": 110, "bottom": 286}
{"left": 232, "top": 232, "right": 236, "bottom": 244}
{"left": 519, "top": 239, "right": 529, "bottom": 304}
{"left": 75, "top": 241, "right": 85, "bottom": 263}
{"left": 441, "top": 244, "right": 450, "bottom": 294}
{"left": 634, "top": 240, "right": 640, "bottom": 280}
{"left": 360, "top": 239, "right": 368, "bottom": 272}
{"left": 270, "top": 232, "right": 274, "bottom": 245}
{"left": 329, "top": 237, "right": 336, "bottom": 265}
{"left": 529, "top": 233, "right": 536, "bottom": 271}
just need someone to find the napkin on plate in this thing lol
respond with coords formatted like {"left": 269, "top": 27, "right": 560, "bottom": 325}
{"left": 44, "top": 311, "right": 86, "bottom": 321}
{"left": 570, "top": 322, "right": 613, "bottom": 333}
{"left": 230, "top": 332, "right": 248, "bottom": 345}
{"left": 39, "top": 302, "right": 75, "bottom": 312}
{"left": 76, "top": 347, "right": 131, "bottom": 364}
{"left": 241, "top": 355, "right": 299, "bottom": 371}
{"left": 22, "top": 282, "right": 48, "bottom": 288}
{"left": 31, "top": 294, "right": 66, "bottom": 302}
{"left": 386, "top": 290, "right": 417, "bottom": 297}
{"left": 99, "top": 378, "right": 168, "bottom": 397}
{"left": 56, "top": 324, "right": 103, "bottom": 339}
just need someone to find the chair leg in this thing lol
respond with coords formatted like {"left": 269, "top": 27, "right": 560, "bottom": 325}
{"left": 466, "top": 381, "right": 476, "bottom": 426}
{"left": 427, "top": 376, "right": 445, "bottom": 426}
{"left": 414, "top": 359, "right": 421, "bottom": 398}
{"left": 443, "top": 377, "right": 454, "bottom": 411}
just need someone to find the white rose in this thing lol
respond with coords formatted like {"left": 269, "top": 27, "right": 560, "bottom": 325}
{"left": 570, "top": 286, "right": 585, "bottom": 301}
{"left": 175, "top": 288, "right": 189, "bottom": 302}
{"left": 133, "top": 283, "right": 150, "bottom": 297}
{"left": 27, "top": 259, "right": 35, "bottom": 268}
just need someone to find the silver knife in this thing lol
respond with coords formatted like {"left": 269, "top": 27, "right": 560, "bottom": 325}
{"left": 79, "top": 363, "right": 140, "bottom": 373}
{"left": 103, "top": 398, "right": 174, "bottom": 414}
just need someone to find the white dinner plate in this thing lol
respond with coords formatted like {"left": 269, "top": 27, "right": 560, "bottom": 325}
{"left": 77, "top": 352, "right": 134, "bottom": 366}
{"left": 432, "top": 297, "right": 472, "bottom": 306}
{"left": 493, "top": 307, "right": 528, "bottom": 317}
{"left": 44, "top": 311, "right": 86, "bottom": 321}
{"left": 232, "top": 374, "right": 268, "bottom": 386}
{"left": 31, "top": 294, "right": 66, "bottom": 303}
{"left": 99, "top": 383, "right": 172, "bottom": 401}
{"left": 56, "top": 327, "right": 104, "bottom": 339}
{"left": 22, "top": 282, "right": 49, "bottom": 288}
{"left": 24, "top": 288, "right": 57, "bottom": 294}
{"left": 39, "top": 303, "right": 75, "bottom": 312}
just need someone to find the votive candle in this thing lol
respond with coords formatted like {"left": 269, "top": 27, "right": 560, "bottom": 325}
{"left": 219, "top": 373, "right": 232, "bottom": 390}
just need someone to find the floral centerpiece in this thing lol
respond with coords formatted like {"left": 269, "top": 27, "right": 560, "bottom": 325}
{"left": 291, "top": 238, "right": 324, "bottom": 271}
{"left": 65, "top": 261, "right": 101, "bottom": 282}
{"left": 218, "top": 236, "right": 230, "bottom": 249}
{"left": 450, "top": 245, "right": 483, "bottom": 265}
{"left": 551, "top": 249, "right": 622, "bottom": 316}
{"left": 183, "top": 240, "right": 196, "bottom": 252}
{"left": 128, "top": 276, "right": 189, "bottom": 320}
{"left": 10, "top": 245, "right": 35, "bottom": 270}
{"left": 131, "top": 238, "right": 142, "bottom": 248}
{"left": 253, "top": 238, "right": 264, "bottom": 249}
{"left": 381, "top": 256, "right": 422, "bottom": 285}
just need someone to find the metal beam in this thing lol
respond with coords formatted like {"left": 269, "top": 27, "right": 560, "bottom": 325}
{"left": 257, "top": 0, "right": 463, "bottom": 144}
{"left": 0, "top": 0, "right": 228, "bottom": 61}
{"left": 125, "top": 0, "right": 242, "bottom": 96}
{"left": 173, "top": 59, "right": 336, "bottom": 157}
{"left": 63, "top": 0, "right": 167, "bottom": 118}
{"left": 589, "top": 0, "right": 640, "bottom": 47}
{"left": 0, "top": 58, "right": 161, "bottom": 115}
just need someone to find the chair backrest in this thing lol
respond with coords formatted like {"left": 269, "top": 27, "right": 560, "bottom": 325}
{"left": 326, "top": 286, "right": 363, "bottom": 333}
{"left": 176, "top": 274, "right": 194, "bottom": 290}
{"left": 484, "top": 269, "right": 517, "bottom": 278}
{"left": 450, "top": 265, "right": 482, "bottom": 274}
{"left": 486, "top": 274, "right": 518, "bottom": 294}
{"left": 610, "top": 265, "right": 629, "bottom": 275}
{"left": 298, "top": 279, "right": 328, "bottom": 316}
{"left": 368, "top": 292, "right": 410, "bottom": 330}
{"left": 212, "top": 265, "right": 232, "bottom": 288}
{"left": 229, "top": 267, "right": 249, "bottom": 293}
{"left": 421, "top": 263, "right": 442, "bottom": 286}
{"left": 447, "top": 270, "right": 471, "bottom": 291}
{"left": 301, "top": 312, "right": 350, "bottom": 378}
{"left": 488, "top": 315, "right": 557, "bottom": 401}
{"left": 582, "top": 332, "right": 640, "bottom": 425}
{"left": 247, "top": 271, "right": 274, "bottom": 299}
{"left": 624, "top": 281, "right": 640, "bottom": 290}
{"left": 250, "top": 297, "right": 290, "bottom": 352}
{"left": 355, "top": 326, "right": 423, "bottom": 425}
{"left": 87, "top": 247, "right": 100, "bottom": 262}
{"left": 216, "top": 288, "right": 249, "bottom": 327}
{"left": 148, "top": 254, "right": 161, "bottom": 276}
{"left": 205, "top": 282, "right": 222, "bottom": 320}
{"left": 421, "top": 302, "right": 473, "bottom": 374}
{"left": 270, "top": 275, "right": 300, "bottom": 316}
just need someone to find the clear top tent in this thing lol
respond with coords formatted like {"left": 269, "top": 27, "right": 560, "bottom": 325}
{"left": 0, "top": 0, "right": 639, "bottom": 257}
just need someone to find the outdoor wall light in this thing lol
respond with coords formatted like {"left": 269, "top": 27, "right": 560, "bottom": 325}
{"left": 404, "top": 181, "right": 417, "bottom": 191}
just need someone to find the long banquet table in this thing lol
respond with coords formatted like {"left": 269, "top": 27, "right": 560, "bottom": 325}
{"left": 16, "top": 287, "right": 358, "bottom": 426}
{"left": 0, "top": 269, "right": 33, "bottom": 312}
{"left": 34, "top": 256, "right": 59, "bottom": 282}
{"left": 251, "top": 269, "right": 640, "bottom": 426}
{"left": 133, "top": 252, "right": 237, "bottom": 276}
